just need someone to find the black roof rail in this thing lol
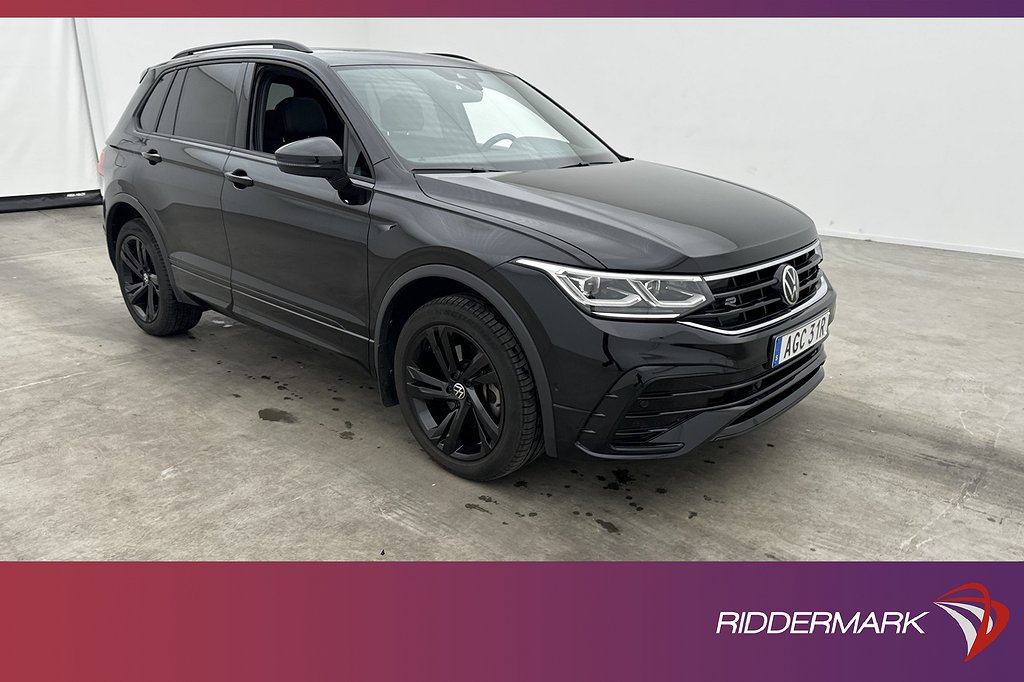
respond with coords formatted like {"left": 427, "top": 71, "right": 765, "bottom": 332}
{"left": 173, "top": 40, "right": 313, "bottom": 60}
{"left": 426, "top": 52, "right": 477, "bottom": 63}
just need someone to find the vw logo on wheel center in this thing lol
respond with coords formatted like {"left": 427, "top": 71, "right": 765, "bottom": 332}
{"left": 777, "top": 264, "right": 800, "bottom": 306}
{"left": 450, "top": 383, "right": 467, "bottom": 400}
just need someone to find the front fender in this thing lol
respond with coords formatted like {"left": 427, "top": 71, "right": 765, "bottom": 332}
{"left": 374, "top": 264, "right": 558, "bottom": 460}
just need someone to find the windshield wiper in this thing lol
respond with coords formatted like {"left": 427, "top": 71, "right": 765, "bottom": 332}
{"left": 411, "top": 167, "right": 500, "bottom": 173}
{"left": 557, "top": 161, "right": 616, "bottom": 169}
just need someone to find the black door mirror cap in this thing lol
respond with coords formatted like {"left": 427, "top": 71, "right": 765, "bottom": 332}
{"left": 275, "top": 136, "right": 347, "bottom": 182}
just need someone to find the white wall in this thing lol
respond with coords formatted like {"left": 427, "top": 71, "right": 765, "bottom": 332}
{"left": 0, "top": 20, "right": 99, "bottom": 196}
{"left": 356, "top": 19, "right": 1024, "bottom": 258}
{"left": 5, "top": 18, "right": 1022, "bottom": 258}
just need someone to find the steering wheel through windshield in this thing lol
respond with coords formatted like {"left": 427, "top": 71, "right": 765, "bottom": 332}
{"left": 480, "top": 133, "right": 518, "bottom": 150}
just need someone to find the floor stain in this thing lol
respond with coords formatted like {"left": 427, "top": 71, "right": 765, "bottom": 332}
{"left": 339, "top": 431, "right": 355, "bottom": 440}
{"left": 258, "top": 408, "right": 296, "bottom": 423}
{"left": 479, "top": 495, "right": 498, "bottom": 504}
{"left": 595, "top": 519, "right": 620, "bottom": 534}
{"left": 612, "top": 469, "right": 634, "bottom": 485}
{"left": 465, "top": 503, "right": 492, "bottom": 514}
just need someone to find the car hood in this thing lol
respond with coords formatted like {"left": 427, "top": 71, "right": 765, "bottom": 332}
{"left": 415, "top": 160, "right": 817, "bottom": 273}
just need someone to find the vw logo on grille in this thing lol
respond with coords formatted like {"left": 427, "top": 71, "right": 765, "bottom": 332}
{"left": 451, "top": 383, "right": 467, "bottom": 400}
{"left": 777, "top": 264, "right": 800, "bottom": 306}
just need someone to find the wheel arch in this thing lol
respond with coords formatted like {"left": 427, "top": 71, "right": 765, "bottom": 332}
{"left": 106, "top": 194, "right": 158, "bottom": 254}
{"left": 374, "top": 264, "right": 557, "bottom": 458}
{"left": 105, "top": 199, "right": 146, "bottom": 263}
{"left": 105, "top": 193, "right": 189, "bottom": 301}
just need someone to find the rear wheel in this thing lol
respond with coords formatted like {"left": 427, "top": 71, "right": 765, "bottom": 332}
{"left": 115, "top": 219, "right": 202, "bottom": 336}
{"left": 395, "top": 295, "right": 543, "bottom": 480}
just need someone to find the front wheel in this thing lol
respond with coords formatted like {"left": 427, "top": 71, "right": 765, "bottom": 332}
{"left": 394, "top": 295, "right": 544, "bottom": 481}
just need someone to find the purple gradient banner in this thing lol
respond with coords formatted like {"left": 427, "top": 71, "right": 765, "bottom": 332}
{"left": 8, "top": 1, "right": 1024, "bottom": 16}
{"left": 0, "top": 562, "right": 1018, "bottom": 680}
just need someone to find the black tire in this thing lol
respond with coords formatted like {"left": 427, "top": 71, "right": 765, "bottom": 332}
{"left": 395, "top": 295, "right": 544, "bottom": 481}
{"left": 115, "top": 219, "right": 203, "bottom": 336}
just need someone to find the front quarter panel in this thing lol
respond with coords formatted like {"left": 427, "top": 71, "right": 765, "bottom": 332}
{"left": 366, "top": 187, "right": 596, "bottom": 323}
{"left": 367, "top": 185, "right": 596, "bottom": 460}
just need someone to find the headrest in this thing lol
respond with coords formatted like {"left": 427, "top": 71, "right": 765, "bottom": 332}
{"left": 275, "top": 96, "right": 328, "bottom": 141}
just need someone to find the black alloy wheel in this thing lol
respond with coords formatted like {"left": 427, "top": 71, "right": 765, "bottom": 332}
{"left": 405, "top": 325, "right": 503, "bottom": 461}
{"left": 394, "top": 295, "right": 544, "bottom": 480}
{"left": 113, "top": 219, "right": 203, "bottom": 336}
{"left": 119, "top": 234, "right": 161, "bottom": 323}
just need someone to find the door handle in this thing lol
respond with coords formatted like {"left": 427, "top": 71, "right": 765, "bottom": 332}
{"left": 141, "top": 149, "right": 162, "bottom": 164}
{"left": 224, "top": 169, "right": 254, "bottom": 188}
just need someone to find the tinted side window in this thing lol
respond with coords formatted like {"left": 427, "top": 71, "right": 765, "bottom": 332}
{"left": 249, "top": 64, "right": 373, "bottom": 179}
{"left": 156, "top": 70, "right": 184, "bottom": 135}
{"left": 173, "top": 63, "right": 243, "bottom": 146}
{"left": 250, "top": 66, "right": 345, "bottom": 154}
{"left": 138, "top": 72, "right": 173, "bottom": 131}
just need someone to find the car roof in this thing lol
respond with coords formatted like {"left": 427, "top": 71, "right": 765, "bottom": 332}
{"left": 315, "top": 48, "right": 499, "bottom": 70}
{"left": 157, "top": 44, "right": 503, "bottom": 73}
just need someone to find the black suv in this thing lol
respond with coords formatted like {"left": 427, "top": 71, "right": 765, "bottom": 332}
{"left": 101, "top": 40, "right": 837, "bottom": 480}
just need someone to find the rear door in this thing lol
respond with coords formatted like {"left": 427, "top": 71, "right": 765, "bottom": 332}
{"left": 220, "top": 62, "right": 374, "bottom": 363}
{"left": 123, "top": 62, "right": 245, "bottom": 309}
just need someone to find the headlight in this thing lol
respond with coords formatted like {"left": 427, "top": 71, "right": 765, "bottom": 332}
{"left": 515, "top": 258, "right": 713, "bottom": 320}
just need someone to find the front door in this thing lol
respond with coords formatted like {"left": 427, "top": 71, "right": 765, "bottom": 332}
{"left": 220, "top": 63, "right": 375, "bottom": 363}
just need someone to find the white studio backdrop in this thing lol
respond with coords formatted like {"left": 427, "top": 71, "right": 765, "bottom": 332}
{"left": 1, "top": 18, "right": 1021, "bottom": 258}
{"left": 0, "top": 19, "right": 99, "bottom": 197}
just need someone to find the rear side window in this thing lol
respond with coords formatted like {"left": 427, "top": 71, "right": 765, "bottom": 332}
{"left": 173, "top": 63, "right": 243, "bottom": 146}
{"left": 156, "top": 70, "right": 184, "bottom": 134}
{"left": 137, "top": 72, "right": 173, "bottom": 132}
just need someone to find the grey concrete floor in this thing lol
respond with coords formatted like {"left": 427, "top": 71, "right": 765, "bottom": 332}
{"left": 1, "top": 206, "right": 1021, "bottom": 560}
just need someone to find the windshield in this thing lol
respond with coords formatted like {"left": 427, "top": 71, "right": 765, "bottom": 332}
{"left": 334, "top": 65, "right": 619, "bottom": 171}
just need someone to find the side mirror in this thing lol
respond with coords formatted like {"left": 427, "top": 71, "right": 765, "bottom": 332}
{"left": 275, "top": 136, "right": 348, "bottom": 184}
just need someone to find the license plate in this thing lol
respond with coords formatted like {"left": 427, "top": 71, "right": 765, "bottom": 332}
{"left": 771, "top": 312, "right": 830, "bottom": 368}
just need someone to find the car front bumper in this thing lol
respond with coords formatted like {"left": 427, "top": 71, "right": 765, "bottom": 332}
{"left": 498, "top": 263, "right": 838, "bottom": 460}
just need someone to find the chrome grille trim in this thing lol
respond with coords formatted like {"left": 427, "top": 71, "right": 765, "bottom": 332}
{"left": 679, "top": 275, "right": 829, "bottom": 336}
{"left": 702, "top": 241, "right": 819, "bottom": 281}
